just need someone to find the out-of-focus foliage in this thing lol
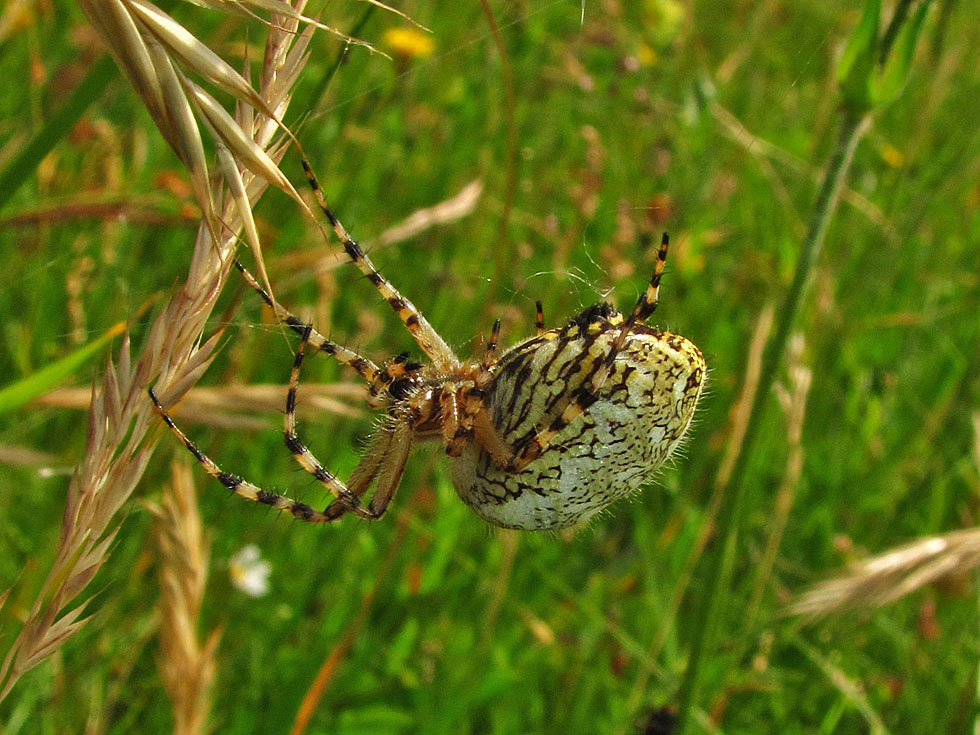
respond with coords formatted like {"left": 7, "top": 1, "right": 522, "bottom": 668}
{"left": 0, "top": 1, "right": 977, "bottom": 733}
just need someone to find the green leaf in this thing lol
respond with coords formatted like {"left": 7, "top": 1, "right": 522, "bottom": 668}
{"left": 836, "top": 0, "right": 881, "bottom": 111}
{"left": 873, "top": 0, "right": 931, "bottom": 105}
{"left": 0, "top": 320, "right": 126, "bottom": 414}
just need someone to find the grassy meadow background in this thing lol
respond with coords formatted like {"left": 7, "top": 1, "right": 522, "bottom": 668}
{"left": 1, "top": 0, "right": 978, "bottom": 732}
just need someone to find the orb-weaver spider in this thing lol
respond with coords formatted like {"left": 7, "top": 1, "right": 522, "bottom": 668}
{"left": 150, "top": 161, "right": 705, "bottom": 530}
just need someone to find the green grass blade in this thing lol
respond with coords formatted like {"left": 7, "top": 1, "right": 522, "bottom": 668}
{"left": 0, "top": 54, "right": 117, "bottom": 214}
{"left": 0, "top": 320, "right": 126, "bottom": 414}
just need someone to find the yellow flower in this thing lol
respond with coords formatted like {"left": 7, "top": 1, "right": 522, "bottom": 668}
{"left": 383, "top": 28, "right": 435, "bottom": 60}
{"left": 637, "top": 44, "right": 657, "bottom": 67}
{"left": 881, "top": 144, "right": 904, "bottom": 168}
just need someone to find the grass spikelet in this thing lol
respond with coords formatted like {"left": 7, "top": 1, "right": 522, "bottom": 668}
{"left": 790, "top": 527, "right": 980, "bottom": 619}
{"left": 147, "top": 462, "right": 219, "bottom": 735}
{"left": 790, "top": 409, "right": 980, "bottom": 619}
{"left": 0, "top": 0, "right": 321, "bottom": 702}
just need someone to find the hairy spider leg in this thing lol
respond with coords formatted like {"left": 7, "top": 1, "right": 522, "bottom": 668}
{"left": 283, "top": 325, "right": 380, "bottom": 519}
{"left": 301, "top": 158, "right": 459, "bottom": 371}
{"left": 233, "top": 259, "right": 389, "bottom": 403}
{"left": 482, "top": 318, "right": 501, "bottom": 370}
{"left": 585, "top": 232, "right": 669, "bottom": 394}
{"left": 322, "top": 419, "right": 414, "bottom": 519}
{"left": 149, "top": 386, "right": 356, "bottom": 523}
{"left": 438, "top": 317, "right": 503, "bottom": 459}
{"left": 535, "top": 300, "right": 545, "bottom": 335}
{"left": 491, "top": 233, "right": 672, "bottom": 473}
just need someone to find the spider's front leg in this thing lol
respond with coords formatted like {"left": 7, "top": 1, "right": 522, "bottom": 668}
{"left": 149, "top": 387, "right": 350, "bottom": 523}
{"left": 285, "top": 325, "right": 419, "bottom": 520}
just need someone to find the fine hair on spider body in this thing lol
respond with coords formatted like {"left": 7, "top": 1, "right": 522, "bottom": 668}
{"left": 150, "top": 159, "right": 706, "bottom": 531}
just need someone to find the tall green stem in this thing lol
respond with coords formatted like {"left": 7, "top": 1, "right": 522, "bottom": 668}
{"left": 677, "top": 109, "right": 871, "bottom": 732}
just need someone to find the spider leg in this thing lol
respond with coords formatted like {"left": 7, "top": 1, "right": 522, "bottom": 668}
{"left": 234, "top": 259, "right": 383, "bottom": 390}
{"left": 301, "top": 158, "right": 460, "bottom": 371}
{"left": 321, "top": 424, "right": 396, "bottom": 520}
{"left": 473, "top": 233, "right": 672, "bottom": 473}
{"left": 442, "top": 385, "right": 485, "bottom": 459}
{"left": 321, "top": 418, "right": 414, "bottom": 519}
{"left": 442, "top": 322, "right": 501, "bottom": 460}
{"left": 149, "top": 388, "right": 344, "bottom": 523}
{"left": 482, "top": 318, "right": 501, "bottom": 370}
{"left": 590, "top": 232, "right": 669, "bottom": 382}
{"left": 364, "top": 420, "right": 413, "bottom": 517}
{"left": 284, "top": 325, "right": 379, "bottom": 519}
{"left": 535, "top": 300, "right": 545, "bottom": 335}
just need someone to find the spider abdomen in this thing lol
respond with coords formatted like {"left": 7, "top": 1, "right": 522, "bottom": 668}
{"left": 449, "top": 309, "right": 705, "bottom": 530}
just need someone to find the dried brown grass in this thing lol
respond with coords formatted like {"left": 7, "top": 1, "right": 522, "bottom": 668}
{"left": 790, "top": 527, "right": 980, "bottom": 618}
{"left": 146, "top": 462, "right": 219, "bottom": 735}
{"left": 36, "top": 382, "right": 367, "bottom": 428}
{"left": 0, "top": 0, "right": 320, "bottom": 701}
{"left": 746, "top": 333, "right": 812, "bottom": 628}
{"left": 789, "top": 411, "right": 980, "bottom": 618}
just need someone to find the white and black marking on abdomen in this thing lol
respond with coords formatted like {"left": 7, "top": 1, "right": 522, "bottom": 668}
{"left": 449, "top": 307, "right": 705, "bottom": 530}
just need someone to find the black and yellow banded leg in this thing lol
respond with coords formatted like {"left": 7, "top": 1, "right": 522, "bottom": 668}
{"left": 580, "top": 231, "right": 670, "bottom": 399}
{"left": 300, "top": 158, "right": 459, "bottom": 372}
{"left": 284, "top": 325, "right": 379, "bottom": 519}
{"left": 149, "top": 387, "right": 345, "bottom": 523}
{"left": 234, "top": 259, "right": 383, "bottom": 389}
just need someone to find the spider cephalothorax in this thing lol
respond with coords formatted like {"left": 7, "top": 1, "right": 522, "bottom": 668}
{"left": 150, "top": 161, "right": 705, "bottom": 531}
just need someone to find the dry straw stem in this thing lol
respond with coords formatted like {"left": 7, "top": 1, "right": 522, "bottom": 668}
{"left": 790, "top": 409, "right": 980, "bottom": 619}
{"left": 746, "top": 333, "right": 812, "bottom": 628}
{"left": 35, "top": 382, "right": 366, "bottom": 429}
{"left": 0, "top": 0, "right": 324, "bottom": 701}
{"left": 146, "top": 462, "right": 219, "bottom": 735}
{"left": 790, "top": 526, "right": 980, "bottom": 618}
{"left": 791, "top": 633, "right": 889, "bottom": 735}
{"left": 278, "top": 178, "right": 484, "bottom": 271}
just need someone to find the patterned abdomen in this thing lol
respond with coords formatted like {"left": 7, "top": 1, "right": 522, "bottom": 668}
{"left": 450, "top": 310, "right": 705, "bottom": 530}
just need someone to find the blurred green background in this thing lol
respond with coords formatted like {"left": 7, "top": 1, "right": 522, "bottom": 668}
{"left": 1, "top": 0, "right": 978, "bottom": 732}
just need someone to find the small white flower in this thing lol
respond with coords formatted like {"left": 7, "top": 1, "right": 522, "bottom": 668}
{"left": 228, "top": 544, "right": 271, "bottom": 597}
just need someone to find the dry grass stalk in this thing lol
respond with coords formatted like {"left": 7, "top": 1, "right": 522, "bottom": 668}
{"left": 791, "top": 634, "right": 889, "bottom": 735}
{"left": 146, "top": 462, "right": 219, "bottom": 735}
{"left": 278, "top": 178, "right": 485, "bottom": 273}
{"left": 0, "top": 0, "right": 318, "bottom": 701}
{"left": 790, "top": 409, "right": 980, "bottom": 619}
{"left": 36, "top": 382, "right": 367, "bottom": 428}
{"left": 789, "top": 527, "right": 980, "bottom": 618}
{"left": 716, "top": 303, "right": 775, "bottom": 488}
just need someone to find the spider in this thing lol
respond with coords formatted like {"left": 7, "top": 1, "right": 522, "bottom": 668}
{"left": 149, "top": 161, "right": 705, "bottom": 530}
